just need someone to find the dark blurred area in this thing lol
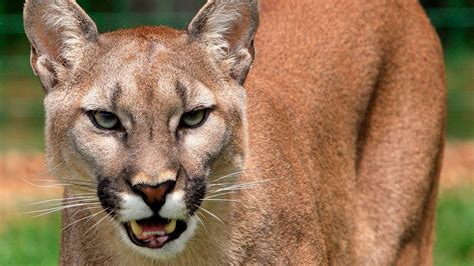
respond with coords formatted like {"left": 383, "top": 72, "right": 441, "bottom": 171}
{"left": 0, "top": 0, "right": 472, "bottom": 149}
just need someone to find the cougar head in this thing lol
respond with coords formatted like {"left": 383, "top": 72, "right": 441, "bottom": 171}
{"left": 24, "top": 0, "right": 259, "bottom": 259}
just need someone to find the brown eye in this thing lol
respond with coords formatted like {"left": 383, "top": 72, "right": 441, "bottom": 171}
{"left": 88, "top": 111, "right": 121, "bottom": 130}
{"left": 180, "top": 109, "right": 210, "bottom": 128}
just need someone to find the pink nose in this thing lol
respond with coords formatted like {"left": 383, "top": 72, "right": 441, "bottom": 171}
{"left": 132, "top": 180, "right": 176, "bottom": 212}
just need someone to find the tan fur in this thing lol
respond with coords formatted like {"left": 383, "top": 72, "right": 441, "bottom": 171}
{"left": 24, "top": 0, "right": 445, "bottom": 265}
{"left": 132, "top": 171, "right": 177, "bottom": 187}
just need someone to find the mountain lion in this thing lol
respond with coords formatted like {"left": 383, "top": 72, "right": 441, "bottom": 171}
{"left": 24, "top": 0, "right": 445, "bottom": 264}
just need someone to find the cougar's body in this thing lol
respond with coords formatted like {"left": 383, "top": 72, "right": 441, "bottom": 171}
{"left": 24, "top": 0, "right": 445, "bottom": 265}
{"left": 244, "top": 1, "right": 445, "bottom": 264}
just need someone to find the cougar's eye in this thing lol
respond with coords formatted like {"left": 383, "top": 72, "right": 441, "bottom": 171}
{"left": 180, "top": 109, "right": 210, "bottom": 128}
{"left": 88, "top": 111, "right": 121, "bottom": 130}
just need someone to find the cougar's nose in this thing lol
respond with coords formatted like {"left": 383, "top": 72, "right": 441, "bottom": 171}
{"left": 132, "top": 180, "right": 176, "bottom": 213}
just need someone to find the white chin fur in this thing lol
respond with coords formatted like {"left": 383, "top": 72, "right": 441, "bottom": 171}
{"left": 116, "top": 216, "right": 198, "bottom": 260}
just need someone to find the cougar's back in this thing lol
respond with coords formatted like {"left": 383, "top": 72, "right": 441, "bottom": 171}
{"left": 241, "top": 0, "right": 445, "bottom": 264}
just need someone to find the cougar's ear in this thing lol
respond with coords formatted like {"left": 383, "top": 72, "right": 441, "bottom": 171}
{"left": 23, "top": 0, "right": 98, "bottom": 91}
{"left": 188, "top": 0, "right": 259, "bottom": 85}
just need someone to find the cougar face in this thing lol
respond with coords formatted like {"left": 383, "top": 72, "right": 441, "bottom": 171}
{"left": 24, "top": 0, "right": 257, "bottom": 260}
{"left": 61, "top": 30, "right": 245, "bottom": 257}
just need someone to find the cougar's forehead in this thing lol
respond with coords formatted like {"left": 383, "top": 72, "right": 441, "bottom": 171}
{"left": 44, "top": 27, "right": 245, "bottom": 148}
{"left": 79, "top": 30, "right": 219, "bottom": 115}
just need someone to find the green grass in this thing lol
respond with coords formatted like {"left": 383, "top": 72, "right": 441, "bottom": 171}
{"left": 434, "top": 188, "right": 474, "bottom": 266}
{"left": 0, "top": 213, "right": 60, "bottom": 265}
{"left": 0, "top": 189, "right": 472, "bottom": 264}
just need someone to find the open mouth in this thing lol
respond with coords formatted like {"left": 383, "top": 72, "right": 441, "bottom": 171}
{"left": 124, "top": 215, "right": 187, "bottom": 249}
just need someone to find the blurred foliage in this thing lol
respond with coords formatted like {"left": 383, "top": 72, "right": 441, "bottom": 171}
{"left": 435, "top": 188, "right": 474, "bottom": 266}
{"left": 0, "top": 213, "right": 60, "bottom": 265}
{"left": 0, "top": 0, "right": 473, "bottom": 148}
{"left": 445, "top": 53, "right": 474, "bottom": 139}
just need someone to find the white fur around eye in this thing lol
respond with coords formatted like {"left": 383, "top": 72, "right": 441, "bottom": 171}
{"left": 183, "top": 114, "right": 226, "bottom": 152}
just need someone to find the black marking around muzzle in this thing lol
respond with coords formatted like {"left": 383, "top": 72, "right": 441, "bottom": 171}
{"left": 97, "top": 176, "right": 121, "bottom": 215}
{"left": 184, "top": 177, "right": 207, "bottom": 215}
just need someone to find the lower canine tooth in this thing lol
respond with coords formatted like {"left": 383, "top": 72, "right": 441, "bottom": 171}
{"left": 164, "top": 219, "right": 177, "bottom": 234}
{"left": 130, "top": 220, "right": 142, "bottom": 236}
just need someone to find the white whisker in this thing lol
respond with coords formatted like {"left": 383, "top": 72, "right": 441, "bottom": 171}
{"left": 201, "top": 198, "right": 239, "bottom": 203}
{"left": 44, "top": 178, "right": 98, "bottom": 185}
{"left": 209, "top": 170, "right": 245, "bottom": 184}
{"left": 211, "top": 179, "right": 275, "bottom": 193}
{"left": 203, "top": 191, "right": 238, "bottom": 199}
{"left": 71, "top": 206, "right": 103, "bottom": 218}
{"left": 194, "top": 214, "right": 209, "bottom": 233}
{"left": 207, "top": 181, "right": 236, "bottom": 187}
{"left": 195, "top": 205, "right": 224, "bottom": 224}
{"left": 21, "top": 162, "right": 65, "bottom": 178}
{"left": 61, "top": 208, "right": 107, "bottom": 232}
{"left": 21, "top": 202, "right": 100, "bottom": 217}
{"left": 20, "top": 177, "right": 68, "bottom": 188}
{"left": 83, "top": 209, "right": 111, "bottom": 236}
{"left": 29, "top": 179, "right": 97, "bottom": 191}
{"left": 209, "top": 167, "right": 259, "bottom": 184}
{"left": 27, "top": 195, "right": 97, "bottom": 206}
{"left": 33, "top": 198, "right": 99, "bottom": 208}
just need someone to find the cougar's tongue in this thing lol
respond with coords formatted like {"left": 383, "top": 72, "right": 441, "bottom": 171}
{"left": 129, "top": 219, "right": 176, "bottom": 245}
{"left": 142, "top": 235, "right": 169, "bottom": 248}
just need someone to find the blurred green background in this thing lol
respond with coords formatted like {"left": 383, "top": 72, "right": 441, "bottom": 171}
{"left": 0, "top": 0, "right": 473, "bottom": 265}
